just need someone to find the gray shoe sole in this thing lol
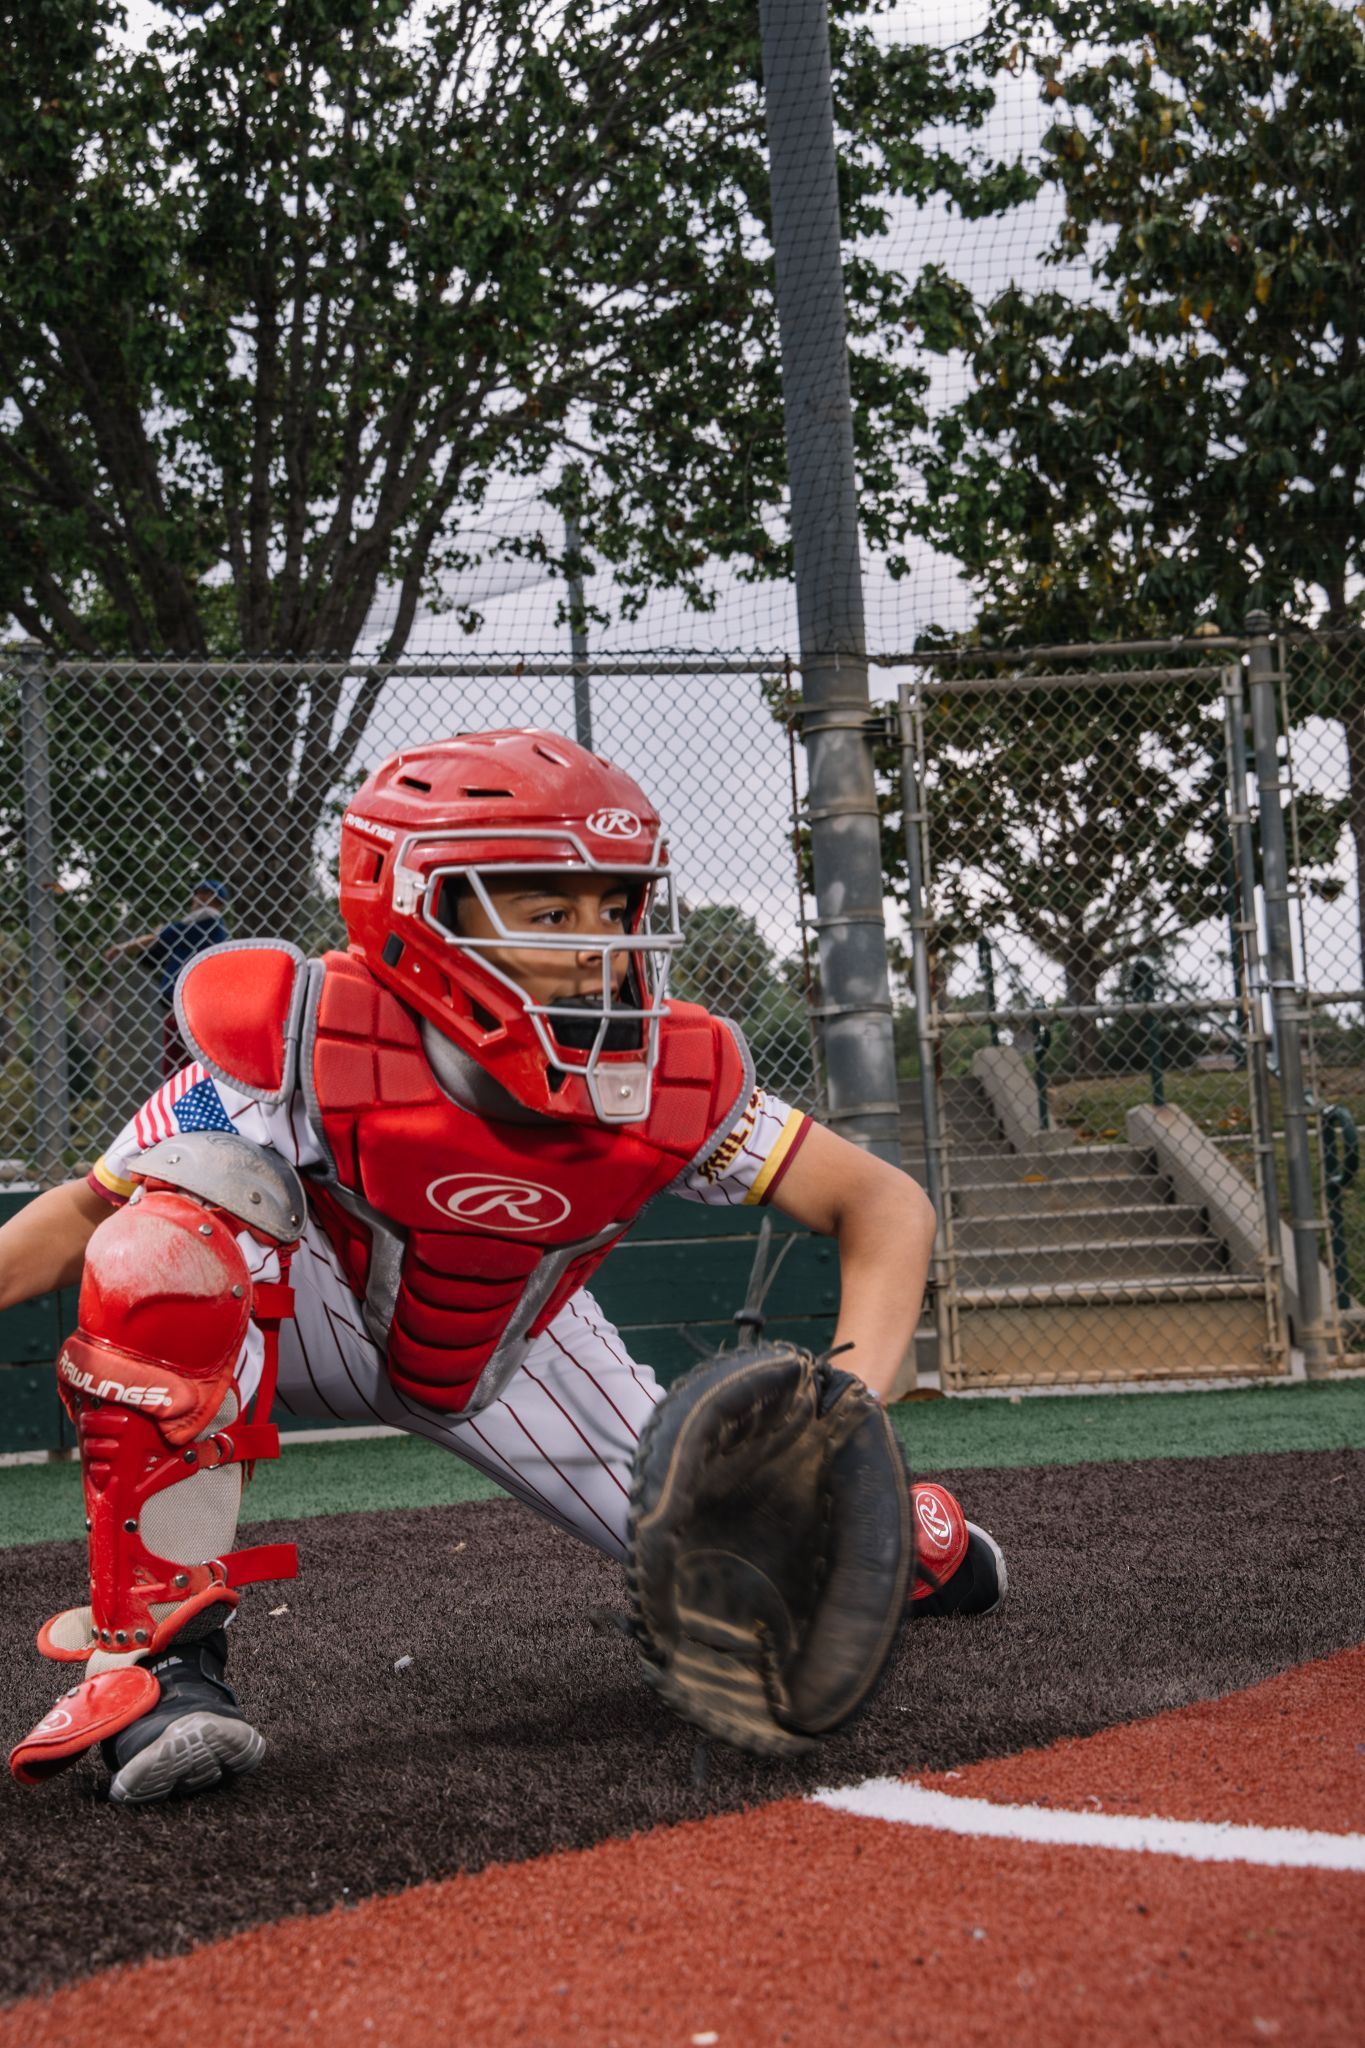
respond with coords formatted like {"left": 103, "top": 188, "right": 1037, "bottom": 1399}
{"left": 108, "top": 1712, "right": 265, "bottom": 1806}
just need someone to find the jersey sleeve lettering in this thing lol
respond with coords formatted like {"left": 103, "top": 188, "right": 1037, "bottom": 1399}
{"left": 87, "top": 1064, "right": 325, "bottom": 1207}
{"left": 674, "top": 1089, "right": 812, "bottom": 1209}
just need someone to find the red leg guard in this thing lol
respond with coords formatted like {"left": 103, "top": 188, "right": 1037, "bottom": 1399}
{"left": 38, "top": 1187, "right": 299, "bottom": 1666}
{"left": 9, "top": 1668, "right": 159, "bottom": 1787}
{"left": 56, "top": 1189, "right": 251, "bottom": 1447}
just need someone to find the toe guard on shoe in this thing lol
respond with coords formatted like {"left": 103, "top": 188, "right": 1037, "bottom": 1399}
{"left": 9, "top": 1666, "right": 159, "bottom": 1787}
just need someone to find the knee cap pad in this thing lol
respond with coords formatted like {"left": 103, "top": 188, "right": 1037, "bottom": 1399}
{"left": 58, "top": 1189, "right": 252, "bottom": 1446}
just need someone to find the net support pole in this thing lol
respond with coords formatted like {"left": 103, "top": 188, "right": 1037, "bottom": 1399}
{"left": 1245, "top": 611, "right": 1329, "bottom": 1374}
{"left": 564, "top": 497, "right": 593, "bottom": 754}
{"left": 760, "top": 0, "right": 898, "bottom": 1162}
{"left": 18, "top": 641, "right": 71, "bottom": 1187}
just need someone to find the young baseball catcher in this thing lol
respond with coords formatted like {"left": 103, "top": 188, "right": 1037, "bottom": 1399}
{"left": 2, "top": 729, "right": 1005, "bottom": 1802}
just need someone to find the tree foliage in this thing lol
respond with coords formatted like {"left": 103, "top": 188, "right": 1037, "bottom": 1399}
{"left": 671, "top": 899, "right": 814, "bottom": 1088}
{"left": 916, "top": 0, "right": 1365, "bottom": 634}
{"left": 0, "top": 0, "right": 1028, "bottom": 939}
{"left": 906, "top": 0, "right": 1365, "bottom": 981}
{"left": 886, "top": 677, "right": 1232, "bottom": 1073}
{"left": 1, "top": 0, "right": 1027, "bottom": 660}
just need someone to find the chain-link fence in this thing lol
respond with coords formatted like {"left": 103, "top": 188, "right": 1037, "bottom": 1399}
{"left": 892, "top": 625, "right": 1365, "bottom": 1387}
{"left": 3, "top": 651, "right": 821, "bottom": 1191}
{"left": 1278, "top": 629, "right": 1365, "bottom": 1368}
{"left": 6, "top": 625, "right": 1364, "bottom": 1392}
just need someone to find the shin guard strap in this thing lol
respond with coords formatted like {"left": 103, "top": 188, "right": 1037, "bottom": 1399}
{"left": 224, "top": 1541, "right": 298, "bottom": 1588}
{"left": 69, "top": 1398, "right": 297, "bottom": 1658}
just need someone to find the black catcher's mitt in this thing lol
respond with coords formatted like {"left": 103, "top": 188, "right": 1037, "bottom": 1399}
{"left": 625, "top": 1342, "right": 912, "bottom": 1757}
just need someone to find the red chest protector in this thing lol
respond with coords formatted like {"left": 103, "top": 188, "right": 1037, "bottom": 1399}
{"left": 176, "top": 943, "right": 752, "bottom": 1414}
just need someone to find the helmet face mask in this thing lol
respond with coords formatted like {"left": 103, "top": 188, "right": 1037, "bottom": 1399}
{"left": 338, "top": 732, "right": 685, "bottom": 1124}
{"left": 415, "top": 834, "right": 682, "bottom": 1122}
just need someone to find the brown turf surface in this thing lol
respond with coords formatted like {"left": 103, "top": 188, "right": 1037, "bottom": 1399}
{"left": 1, "top": 1447, "right": 1362, "bottom": 2006}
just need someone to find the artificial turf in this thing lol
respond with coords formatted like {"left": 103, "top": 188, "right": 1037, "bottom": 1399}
{"left": 4, "top": 1379, "right": 1365, "bottom": 1547}
{"left": 2, "top": 1444, "right": 1363, "bottom": 2003}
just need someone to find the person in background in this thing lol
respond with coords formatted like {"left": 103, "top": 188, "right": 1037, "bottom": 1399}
{"left": 104, "top": 879, "right": 230, "bottom": 1077}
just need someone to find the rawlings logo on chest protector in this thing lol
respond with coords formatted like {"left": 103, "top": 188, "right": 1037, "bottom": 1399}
{"left": 425, "top": 1174, "right": 572, "bottom": 1232}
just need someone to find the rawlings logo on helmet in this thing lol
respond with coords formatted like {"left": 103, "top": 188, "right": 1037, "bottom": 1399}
{"left": 426, "top": 1174, "right": 573, "bottom": 1232}
{"left": 342, "top": 811, "right": 397, "bottom": 844}
{"left": 587, "top": 808, "right": 643, "bottom": 838}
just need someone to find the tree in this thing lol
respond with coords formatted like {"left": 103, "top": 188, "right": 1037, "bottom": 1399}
{"left": 909, "top": 0, "right": 1365, "bottom": 975}
{"left": 1, "top": 0, "right": 1027, "bottom": 935}
{"left": 885, "top": 676, "right": 1230, "bottom": 1075}
{"left": 672, "top": 901, "right": 815, "bottom": 1091}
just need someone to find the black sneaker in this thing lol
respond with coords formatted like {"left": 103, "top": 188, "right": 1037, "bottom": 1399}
{"left": 101, "top": 1628, "right": 264, "bottom": 1805}
{"left": 911, "top": 1522, "right": 1008, "bottom": 1620}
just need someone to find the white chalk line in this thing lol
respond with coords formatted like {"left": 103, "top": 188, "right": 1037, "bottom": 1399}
{"left": 810, "top": 1780, "right": 1365, "bottom": 1872}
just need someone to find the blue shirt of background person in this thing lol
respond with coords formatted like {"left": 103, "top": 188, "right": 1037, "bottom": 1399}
{"left": 105, "top": 880, "right": 231, "bottom": 998}
{"left": 148, "top": 891, "right": 231, "bottom": 999}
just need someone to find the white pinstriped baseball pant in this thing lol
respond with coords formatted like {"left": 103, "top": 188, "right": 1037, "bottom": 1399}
{"left": 241, "top": 1213, "right": 664, "bottom": 1560}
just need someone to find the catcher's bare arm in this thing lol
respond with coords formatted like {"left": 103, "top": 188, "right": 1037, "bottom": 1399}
{"left": 766, "top": 1123, "right": 934, "bottom": 1401}
{"left": 0, "top": 1180, "right": 109, "bottom": 1311}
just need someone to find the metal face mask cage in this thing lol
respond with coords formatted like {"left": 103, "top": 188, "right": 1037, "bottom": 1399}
{"left": 392, "top": 827, "right": 683, "bottom": 1123}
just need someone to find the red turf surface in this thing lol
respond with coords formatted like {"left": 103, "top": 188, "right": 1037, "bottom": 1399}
{"left": 4, "top": 1647, "right": 1362, "bottom": 2048}
{"left": 915, "top": 1640, "right": 1365, "bottom": 1832}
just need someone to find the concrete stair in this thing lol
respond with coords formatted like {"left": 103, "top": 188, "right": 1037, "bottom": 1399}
{"left": 899, "top": 1076, "right": 1279, "bottom": 1388}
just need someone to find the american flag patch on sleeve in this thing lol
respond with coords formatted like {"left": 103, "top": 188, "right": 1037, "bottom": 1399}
{"left": 132, "top": 1066, "right": 235, "bottom": 1148}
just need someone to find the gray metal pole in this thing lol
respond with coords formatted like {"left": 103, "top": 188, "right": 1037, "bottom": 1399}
{"left": 1221, "top": 664, "right": 1281, "bottom": 1258}
{"left": 759, "top": 0, "right": 898, "bottom": 1162}
{"left": 896, "top": 688, "right": 943, "bottom": 1225}
{"left": 18, "top": 642, "right": 71, "bottom": 1186}
{"left": 564, "top": 505, "right": 593, "bottom": 753}
{"left": 898, "top": 685, "right": 953, "bottom": 1373}
{"left": 1245, "top": 611, "right": 1329, "bottom": 1374}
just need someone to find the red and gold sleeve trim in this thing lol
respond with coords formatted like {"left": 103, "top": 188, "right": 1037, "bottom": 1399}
{"left": 87, "top": 1156, "right": 136, "bottom": 1207}
{"left": 745, "top": 1108, "right": 812, "bottom": 1207}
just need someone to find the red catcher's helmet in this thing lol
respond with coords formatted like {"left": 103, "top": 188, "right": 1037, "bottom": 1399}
{"left": 338, "top": 729, "right": 683, "bottom": 1124}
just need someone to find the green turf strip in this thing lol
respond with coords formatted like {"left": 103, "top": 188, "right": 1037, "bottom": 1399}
{"left": 3, "top": 1380, "right": 1364, "bottom": 1550}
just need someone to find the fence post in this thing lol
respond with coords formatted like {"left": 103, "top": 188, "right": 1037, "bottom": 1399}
{"left": 977, "top": 937, "right": 999, "bottom": 1047}
{"left": 1131, "top": 959, "right": 1166, "bottom": 1107}
{"left": 17, "top": 641, "right": 71, "bottom": 1186}
{"left": 1245, "top": 611, "right": 1330, "bottom": 1374}
{"left": 1221, "top": 660, "right": 1283, "bottom": 1266}
{"left": 898, "top": 683, "right": 953, "bottom": 1375}
{"left": 759, "top": 0, "right": 899, "bottom": 1162}
{"left": 897, "top": 689, "right": 944, "bottom": 1223}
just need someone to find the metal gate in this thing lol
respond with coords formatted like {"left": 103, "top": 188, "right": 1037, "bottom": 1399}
{"left": 897, "top": 639, "right": 1292, "bottom": 1390}
{"left": 1275, "top": 626, "right": 1365, "bottom": 1369}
